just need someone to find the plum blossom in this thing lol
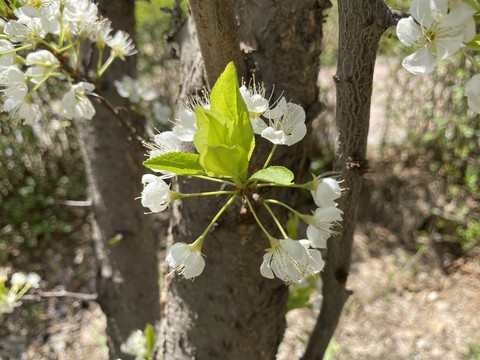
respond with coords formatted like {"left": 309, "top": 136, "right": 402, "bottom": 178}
{"left": 172, "top": 107, "right": 198, "bottom": 141}
{"left": 25, "top": 50, "right": 60, "bottom": 84}
{"left": 465, "top": 74, "right": 480, "bottom": 114}
{"left": 61, "top": 82, "right": 96, "bottom": 120}
{"left": 166, "top": 242, "right": 205, "bottom": 279}
{"left": 305, "top": 207, "right": 344, "bottom": 248}
{"left": 252, "top": 97, "right": 307, "bottom": 146}
{"left": 145, "top": 131, "right": 181, "bottom": 177}
{"left": 239, "top": 83, "right": 269, "bottom": 118}
{"left": 260, "top": 238, "right": 324, "bottom": 284}
{"left": 114, "top": 75, "right": 157, "bottom": 104}
{"left": 4, "top": 5, "right": 53, "bottom": 44}
{"left": 396, "top": 0, "right": 476, "bottom": 74}
{"left": 310, "top": 177, "right": 342, "bottom": 208}
{"left": 107, "top": 30, "right": 137, "bottom": 60}
{"left": 140, "top": 174, "right": 172, "bottom": 213}
{"left": 120, "top": 329, "right": 149, "bottom": 359}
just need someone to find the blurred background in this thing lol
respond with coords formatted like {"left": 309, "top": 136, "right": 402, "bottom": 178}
{"left": 1, "top": 0, "right": 479, "bottom": 359}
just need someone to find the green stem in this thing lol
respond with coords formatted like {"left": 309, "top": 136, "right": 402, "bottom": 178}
{"left": 245, "top": 197, "right": 274, "bottom": 241}
{"left": 462, "top": 48, "right": 480, "bottom": 72}
{"left": 97, "top": 55, "right": 115, "bottom": 78}
{"left": 196, "top": 194, "right": 238, "bottom": 246}
{"left": 263, "top": 202, "right": 288, "bottom": 239}
{"left": 14, "top": 284, "right": 32, "bottom": 302}
{"left": 177, "top": 190, "right": 237, "bottom": 199}
{"left": 57, "top": 40, "right": 82, "bottom": 53}
{"left": 256, "top": 182, "right": 305, "bottom": 189}
{"left": 262, "top": 144, "right": 278, "bottom": 170}
{"left": 191, "top": 175, "right": 236, "bottom": 186}
{"left": 0, "top": 43, "right": 33, "bottom": 56}
{"left": 263, "top": 198, "right": 302, "bottom": 216}
{"left": 253, "top": 144, "right": 278, "bottom": 187}
{"left": 96, "top": 45, "right": 104, "bottom": 74}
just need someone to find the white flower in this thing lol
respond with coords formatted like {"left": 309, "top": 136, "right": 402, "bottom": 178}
{"left": 89, "top": 18, "right": 113, "bottom": 45}
{"left": 465, "top": 74, "right": 480, "bottom": 114}
{"left": 114, "top": 75, "right": 157, "bottom": 104}
{"left": 152, "top": 101, "right": 172, "bottom": 124}
{"left": 11, "top": 272, "right": 27, "bottom": 288}
{"left": 166, "top": 242, "right": 205, "bottom": 279}
{"left": 0, "top": 40, "right": 15, "bottom": 66}
{"left": 140, "top": 174, "right": 171, "bottom": 213}
{"left": 239, "top": 83, "right": 269, "bottom": 118}
{"left": 0, "top": 293, "right": 16, "bottom": 314}
{"left": 172, "top": 107, "right": 198, "bottom": 142}
{"left": 63, "top": 0, "right": 99, "bottom": 38}
{"left": 62, "top": 82, "right": 96, "bottom": 120}
{"left": 396, "top": 0, "right": 476, "bottom": 75}
{"left": 4, "top": 5, "right": 53, "bottom": 44}
{"left": 26, "top": 272, "right": 41, "bottom": 288}
{"left": 260, "top": 238, "right": 324, "bottom": 284}
{"left": 305, "top": 207, "right": 344, "bottom": 248}
{"left": 310, "top": 177, "right": 342, "bottom": 208}
{"left": 149, "top": 131, "right": 181, "bottom": 158}
{"left": 0, "top": 66, "right": 28, "bottom": 101}
{"left": 107, "top": 30, "right": 137, "bottom": 60}
{"left": 3, "top": 97, "right": 42, "bottom": 124}
{"left": 25, "top": 50, "right": 59, "bottom": 84}
{"left": 145, "top": 131, "right": 181, "bottom": 177}
{"left": 253, "top": 97, "right": 307, "bottom": 146}
{"left": 172, "top": 94, "right": 210, "bottom": 141}
{"left": 120, "top": 329, "right": 148, "bottom": 359}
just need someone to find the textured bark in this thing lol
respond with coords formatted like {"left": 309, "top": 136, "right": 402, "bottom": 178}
{"left": 189, "top": 0, "right": 247, "bottom": 86}
{"left": 157, "top": 1, "right": 330, "bottom": 359}
{"left": 303, "top": 1, "right": 398, "bottom": 359}
{"left": 75, "top": 1, "right": 160, "bottom": 358}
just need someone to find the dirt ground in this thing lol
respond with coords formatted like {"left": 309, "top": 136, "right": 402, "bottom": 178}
{"left": 2, "top": 62, "right": 480, "bottom": 359}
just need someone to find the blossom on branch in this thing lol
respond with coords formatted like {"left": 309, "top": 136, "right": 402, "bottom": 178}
{"left": 166, "top": 242, "right": 205, "bottom": 279}
{"left": 465, "top": 74, "right": 480, "bottom": 114}
{"left": 140, "top": 174, "right": 172, "bottom": 213}
{"left": 260, "top": 238, "right": 324, "bottom": 284}
{"left": 396, "top": 0, "right": 476, "bottom": 75}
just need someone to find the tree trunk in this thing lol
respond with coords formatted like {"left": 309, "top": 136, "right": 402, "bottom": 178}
{"left": 303, "top": 1, "right": 398, "bottom": 358}
{"left": 75, "top": 1, "right": 160, "bottom": 358}
{"left": 157, "top": 1, "right": 330, "bottom": 359}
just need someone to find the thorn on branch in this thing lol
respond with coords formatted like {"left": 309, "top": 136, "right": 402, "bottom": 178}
{"left": 345, "top": 156, "right": 369, "bottom": 176}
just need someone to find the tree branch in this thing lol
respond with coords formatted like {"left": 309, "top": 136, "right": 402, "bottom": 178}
{"left": 303, "top": 1, "right": 394, "bottom": 358}
{"left": 188, "top": 0, "right": 247, "bottom": 87}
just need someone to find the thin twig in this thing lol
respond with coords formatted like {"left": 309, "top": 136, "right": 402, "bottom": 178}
{"left": 21, "top": 290, "right": 98, "bottom": 301}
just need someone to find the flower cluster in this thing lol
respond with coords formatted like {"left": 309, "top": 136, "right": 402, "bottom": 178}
{"left": 0, "top": 268, "right": 40, "bottom": 316}
{"left": 140, "top": 63, "right": 343, "bottom": 284}
{"left": 120, "top": 324, "right": 155, "bottom": 360}
{"left": 0, "top": 0, "right": 137, "bottom": 123}
{"left": 396, "top": 0, "right": 480, "bottom": 113}
{"left": 120, "top": 329, "right": 149, "bottom": 360}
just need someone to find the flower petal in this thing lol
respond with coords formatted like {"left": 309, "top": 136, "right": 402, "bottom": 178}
{"left": 402, "top": 47, "right": 436, "bottom": 75}
{"left": 396, "top": 17, "right": 422, "bottom": 47}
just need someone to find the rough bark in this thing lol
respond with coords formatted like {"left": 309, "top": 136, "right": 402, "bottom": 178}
{"left": 189, "top": 0, "right": 247, "bottom": 86}
{"left": 75, "top": 1, "right": 160, "bottom": 358}
{"left": 157, "top": 1, "right": 330, "bottom": 359}
{"left": 303, "top": 1, "right": 398, "bottom": 359}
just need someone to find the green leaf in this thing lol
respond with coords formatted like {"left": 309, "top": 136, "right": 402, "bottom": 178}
{"left": 193, "top": 107, "right": 229, "bottom": 154}
{"left": 464, "top": 34, "right": 480, "bottom": 51}
{"left": 143, "top": 152, "right": 206, "bottom": 175}
{"left": 248, "top": 166, "right": 294, "bottom": 185}
{"left": 200, "top": 144, "right": 248, "bottom": 180}
{"left": 209, "top": 62, "right": 255, "bottom": 160}
{"left": 144, "top": 323, "right": 155, "bottom": 357}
